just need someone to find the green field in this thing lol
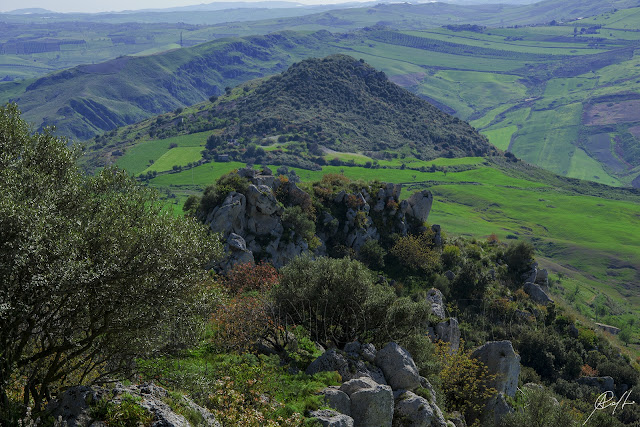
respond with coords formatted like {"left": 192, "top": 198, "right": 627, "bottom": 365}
{"left": 482, "top": 126, "right": 518, "bottom": 150}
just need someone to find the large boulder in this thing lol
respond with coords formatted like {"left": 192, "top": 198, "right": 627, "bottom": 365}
{"left": 309, "top": 409, "right": 354, "bottom": 427}
{"left": 307, "top": 349, "right": 386, "bottom": 385}
{"left": 435, "top": 318, "right": 461, "bottom": 352}
{"left": 471, "top": 341, "right": 520, "bottom": 397}
{"left": 340, "top": 377, "right": 393, "bottom": 427}
{"left": 393, "top": 390, "right": 447, "bottom": 427}
{"left": 246, "top": 184, "right": 281, "bottom": 216}
{"left": 407, "top": 190, "right": 433, "bottom": 223}
{"left": 523, "top": 282, "right": 553, "bottom": 305}
{"left": 321, "top": 387, "right": 352, "bottom": 417}
{"left": 206, "top": 191, "right": 246, "bottom": 236}
{"left": 375, "top": 342, "right": 421, "bottom": 391}
{"left": 426, "top": 288, "right": 446, "bottom": 320}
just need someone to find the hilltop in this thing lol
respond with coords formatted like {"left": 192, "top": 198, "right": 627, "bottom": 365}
{"left": 85, "top": 55, "right": 495, "bottom": 171}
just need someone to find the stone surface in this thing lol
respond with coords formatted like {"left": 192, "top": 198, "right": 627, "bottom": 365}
{"left": 448, "top": 411, "right": 467, "bottom": 427}
{"left": 595, "top": 323, "right": 621, "bottom": 335}
{"left": 435, "top": 318, "right": 461, "bottom": 352}
{"left": 375, "top": 342, "right": 421, "bottom": 391}
{"left": 321, "top": 387, "right": 352, "bottom": 416}
{"left": 341, "top": 378, "right": 393, "bottom": 427}
{"left": 309, "top": 409, "right": 354, "bottom": 427}
{"left": 486, "top": 392, "right": 513, "bottom": 426}
{"left": 48, "top": 384, "right": 220, "bottom": 427}
{"left": 393, "top": 390, "right": 447, "bottom": 427}
{"left": 407, "top": 190, "right": 433, "bottom": 223}
{"left": 307, "top": 349, "right": 387, "bottom": 385}
{"left": 426, "top": 288, "right": 446, "bottom": 320}
{"left": 523, "top": 282, "right": 554, "bottom": 305}
{"left": 471, "top": 341, "right": 520, "bottom": 397}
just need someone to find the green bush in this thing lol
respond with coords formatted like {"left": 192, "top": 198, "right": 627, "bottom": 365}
{"left": 499, "top": 386, "right": 576, "bottom": 427}
{"left": 357, "top": 239, "right": 387, "bottom": 270}
{"left": 90, "top": 394, "right": 153, "bottom": 427}
{"left": 197, "top": 172, "right": 250, "bottom": 217}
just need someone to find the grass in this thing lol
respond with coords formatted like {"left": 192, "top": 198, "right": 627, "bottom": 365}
{"left": 470, "top": 104, "right": 514, "bottom": 129}
{"left": 482, "top": 126, "right": 517, "bottom": 151}
{"left": 143, "top": 147, "right": 204, "bottom": 173}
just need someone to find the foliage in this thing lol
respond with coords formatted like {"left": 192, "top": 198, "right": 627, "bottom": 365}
{"left": 503, "top": 241, "right": 535, "bottom": 282}
{"left": 138, "top": 351, "right": 340, "bottom": 426}
{"left": 499, "top": 386, "right": 577, "bottom": 427}
{"left": 434, "top": 340, "right": 497, "bottom": 425}
{"left": 357, "top": 239, "right": 387, "bottom": 270}
{"left": 390, "top": 230, "right": 440, "bottom": 275}
{"left": 197, "top": 172, "right": 250, "bottom": 217}
{"left": 0, "top": 103, "right": 223, "bottom": 416}
{"left": 224, "top": 261, "right": 279, "bottom": 295}
{"left": 281, "top": 205, "right": 316, "bottom": 244}
{"left": 90, "top": 393, "right": 154, "bottom": 427}
{"left": 274, "top": 255, "right": 395, "bottom": 348}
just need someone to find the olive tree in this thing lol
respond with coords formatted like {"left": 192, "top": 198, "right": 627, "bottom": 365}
{"left": 0, "top": 104, "right": 222, "bottom": 414}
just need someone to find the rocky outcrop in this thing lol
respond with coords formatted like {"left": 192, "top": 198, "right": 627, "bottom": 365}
{"left": 471, "top": 341, "right": 520, "bottom": 397}
{"left": 435, "top": 318, "right": 461, "bottom": 352}
{"left": 426, "top": 288, "right": 446, "bottom": 320}
{"left": 47, "top": 383, "right": 220, "bottom": 427}
{"left": 523, "top": 282, "right": 553, "bottom": 305}
{"left": 340, "top": 377, "right": 394, "bottom": 427}
{"left": 312, "top": 342, "right": 448, "bottom": 427}
{"left": 306, "top": 348, "right": 387, "bottom": 385}
{"left": 394, "top": 390, "right": 447, "bottom": 427}
{"left": 595, "top": 323, "right": 621, "bottom": 335}
{"left": 375, "top": 342, "right": 422, "bottom": 391}
{"left": 203, "top": 166, "right": 432, "bottom": 270}
{"left": 310, "top": 409, "right": 355, "bottom": 427}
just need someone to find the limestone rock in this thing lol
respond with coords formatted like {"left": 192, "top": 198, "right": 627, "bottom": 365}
{"left": 435, "top": 318, "right": 461, "bottom": 352}
{"left": 523, "top": 282, "right": 553, "bottom": 305}
{"left": 535, "top": 268, "right": 549, "bottom": 286}
{"left": 375, "top": 342, "right": 421, "bottom": 391}
{"left": 471, "top": 341, "right": 520, "bottom": 397}
{"left": 341, "top": 377, "right": 393, "bottom": 427}
{"left": 307, "top": 349, "right": 386, "bottom": 385}
{"left": 393, "top": 390, "right": 447, "bottom": 427}
{"left": 522, "top": 262, "right": 538, "bottom": 284}
{"left": 407, "top": 190, "right": 433, "bottom": 223}
{"left": 426, "top": 288, "right": 446, "bottom": 320}
{"left": 310, "top": 409, "right": 354, "bottom": 427}
{"left": 448, "top": 411, "right": 467, "bottom": 427}
{"left": 321, "top": 387, "right": 352, "bottom": 416}
{"left": 486, "top": 392, "right": 513, "bottom": 426}
{"left": 206, "top": 191, "right": 246, "bottom": 236}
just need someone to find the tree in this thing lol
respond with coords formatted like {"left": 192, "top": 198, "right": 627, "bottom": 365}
{"left": 0, "top": 104, "right": 223, "bottom": 416}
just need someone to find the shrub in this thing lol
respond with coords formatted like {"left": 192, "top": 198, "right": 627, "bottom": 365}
{"left": 435, "top": 341, "right": 497, "bottom": 425}
{"left": 499, "top": 386, "right": 577, "bottom": 427}
{"left": 211, "top": 293, "right": 273, "bottom": 353}
{"left": 390, "top": 230, "right": 440, "bottom": 275}
{"left": 272, "top": 256, "right": 395, "bottom": 348}
{"left": 225, "top": 261, "right": 279, "bottom": 295}
{"left": 281, "top": 206, "right": 315, "bottom": 244}
{"left": 197, "top": 172, "right": 250, "bottom": 217}
{"left": 357, "top": 239, "right": 387, "bottom": 270}
{"left": 0, "top": 104, "right": 222, "bottom": 415}
{"left": 504, "top": 241, "right": 535, "bottom": 281}
{"left": 90, "top": 393, "right": 153, "bottom": 427}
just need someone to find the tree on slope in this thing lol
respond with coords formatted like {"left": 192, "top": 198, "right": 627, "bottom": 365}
{"left": 0, "top": 104, "right": 222, "bottom": 417}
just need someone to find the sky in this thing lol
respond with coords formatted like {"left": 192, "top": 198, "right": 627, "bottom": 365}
{"left": 1, "top": 0, "right": 366, "bottom": 14}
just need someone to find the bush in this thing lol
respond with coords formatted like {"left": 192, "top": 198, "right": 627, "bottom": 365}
{"left": 0, "top": 103, "right": 222, "bottom": 416}
{"left": 281, "top": 206, "right": 315, "bottom": 244}
{"left": 197, "top": 172, "right": 250, "bottom": 217}
{"left": 499, "top": 386, "right": 577, "bottom": 427}
{"left": 225, "top": 261, "right": 279, "bottom": 295}
{"left": 272, "top": 256, "right": 395, "bottom": 348}
{"left": 435, "top": 341, "right": 496, "bottom": 424}
{"left": 504, "top": 241, "right": 535, "bottom": 281}
{"left": 357, "top": 239, "right": 387, "bottom": 270}
{"left": 390, "top": 230, "right": 440, "bottom": 275}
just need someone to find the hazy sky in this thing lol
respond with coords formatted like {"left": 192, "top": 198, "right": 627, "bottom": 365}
{"left": 2, "top": 0, "right": 364, "bottom": 14}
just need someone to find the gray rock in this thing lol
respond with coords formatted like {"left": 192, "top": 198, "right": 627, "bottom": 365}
{"left": 375, "top": 342, "right": 421, "bottom": 391}
{"left": 310, "top": 409, "right": 354, "bottom": 427}
{"left": 407, "top": 190, "right": 433, "bottom": 223}
{"left": 522, "top": 262, "right": 538, "bottom": 284}
{"left": 577, "top": 376, "right": 615, "bottom": 393}
{"left": 394, "top": 390, "right": 447, "bottom": 427}
{"left": 448, "top": 411, "right": 466, "bottom": 427}
{"left": 486, "top": 392, "right": 513, "bottom": 426}
{"left": 444, "top": 270, "right": 455, "bottom": 281}
{"left": 471, "top": 341, "right": 520, "bottom": 397}
{"left": 321, "top": 387, "right": 352, "bottom": 416}
{"left": 307, "top": 349, "right": 386, "bottom": 385}
{"left": 228, "top": 233, "right": 247, "bottom": 252}
{"left": 595, "top": 323, "right": 621, "bottom": 335}
{"left": 344, "top": 341, "right": 362, "bottom": 356}
{"left": 246, "top": 184, "right": 280, "bottom": 216}
{"left": 47, "top": 386, "right": 103, "bottom": 427}
{"left": 435, "top": 318, "right": 461, "bottom": 352}
{"left": 361, "top": 343, "right": 377, "bottom": 363}
{"left": 432, "top": 224, "right": 442, "bottom": 247}
{"left": 206, "top": 191, "right": 246, "bottom": 236}
{"left": 523, "top": 282, "right": 554, "bottom": 304}
{"left": 426, "top": 288, "right": 446, "bottom": 320}
{"left": 535, "top": 268, "right": 549, "bottom": 286}
{"left": 341, "top": 378, "right": 393, "bottom": 427}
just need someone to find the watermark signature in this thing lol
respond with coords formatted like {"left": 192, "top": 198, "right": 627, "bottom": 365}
{"left": 584, "top": 389, "right": 635, "bottom": 425}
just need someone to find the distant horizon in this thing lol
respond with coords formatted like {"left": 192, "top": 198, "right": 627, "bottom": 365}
{"left": 0, "top": 0, "right": 377, "bottom": 14}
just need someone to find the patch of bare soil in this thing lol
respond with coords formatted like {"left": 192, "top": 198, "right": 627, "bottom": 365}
{"left": 583, "top": 99, "right": 640, "bottom": 126}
